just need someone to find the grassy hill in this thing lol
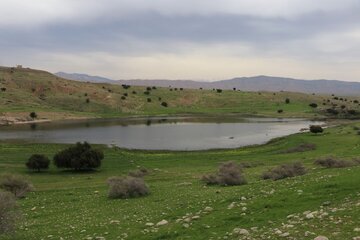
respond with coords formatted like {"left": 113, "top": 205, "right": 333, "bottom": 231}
{"left": 0, "top": 122, "right": 359, "bottom": 239}
{"left": 1, "top": 66, "right": 359, "bottom": 122}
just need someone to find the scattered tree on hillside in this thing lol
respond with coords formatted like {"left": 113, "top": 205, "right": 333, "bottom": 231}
{"left": 309, "top": 103, "right": 318, "bottom": 108}
{"left": 26, "top": 154, "right": 50, "bottom": 172}
{"left": 53, "top": 142, "right": 104, "bottom": 171}
{"left": 29, "top": 112, "right": 37, "bottom": 119}
{"left": 309, "top": 125, "right": 323, "bottom": 134}
{"left": 285, "top": 98, "right": 290, "bottom": 104}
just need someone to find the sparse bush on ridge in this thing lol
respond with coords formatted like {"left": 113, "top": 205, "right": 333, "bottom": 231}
{"left": 107, "top": 176, "right": 149, "bottom": 199}
{"left": 202, "top": 161, "right": 247, "bottom": 186}
{"left": 261, "top": 162, "right": 306, "bottom": 181}
{"left": 0, "top": 174, "right": 33, "bottom": 199}
{"left": 0, "top": 191, "right": 20, "bottom": 234}
{"left": 314, "top": 157, "right": 354, "bottom": 168}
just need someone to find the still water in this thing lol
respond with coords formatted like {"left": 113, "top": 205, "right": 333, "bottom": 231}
{"left": 0, "top": 117, "right": 322, "bottom": 150}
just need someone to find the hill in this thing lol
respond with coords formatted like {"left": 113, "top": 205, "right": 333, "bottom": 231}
{"left": 1, "top": 66, "right": 360, "bottom": 124}
{"left": 57, "top": 72, "right": 360, "bottom": 95}
{"left": 55, "top": 72, "right": 115, "bottom": 84}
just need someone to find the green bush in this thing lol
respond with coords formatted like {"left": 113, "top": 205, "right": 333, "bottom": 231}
{"left": 53, "top": 142, "right": 104, "bottom": 171}
{"left": 26, "top": 154, "right": 50, "bottom": 172}
{"left": 310, "top": 125, "right": 323, "bottom": 134}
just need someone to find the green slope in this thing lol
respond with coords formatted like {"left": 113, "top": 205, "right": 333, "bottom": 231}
{"left": 1, "top": 66, "right": 359, "bottom": 121}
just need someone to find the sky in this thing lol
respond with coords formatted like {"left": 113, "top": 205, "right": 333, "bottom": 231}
{"left": 1, "top": 0, "right": 360, "bottom": 81}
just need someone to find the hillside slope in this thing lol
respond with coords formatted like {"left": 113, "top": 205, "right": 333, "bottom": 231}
{"left": 1, "top": 66, "right": 359, "bottom": 123}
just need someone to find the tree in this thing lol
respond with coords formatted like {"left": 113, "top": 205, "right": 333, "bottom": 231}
{"left": 26, "top": 154, "right": 50, "bottom": 172}
{"left": 53, "top": 142, "right": 104, "bottom": 171}
{"left": 285, "top": 98, "right": 290, "bottom": 104}
{"left": 216, "top": 89, "right": 222, "bottom": 93}
{"left": 29, "top": 112, "right": 37, "bottom": 119}
{"left": 161, "top": 102, "right": 168, "bottom": 107}
{"left": 309, "top": 125, "right": 323, "bottom": 134}
{"left": 309, "top": 103, "right": 318, "bottom": 108}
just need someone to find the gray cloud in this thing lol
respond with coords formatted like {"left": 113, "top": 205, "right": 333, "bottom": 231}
{"left": 1, "top": 0, "right": 360, "bottom": 80}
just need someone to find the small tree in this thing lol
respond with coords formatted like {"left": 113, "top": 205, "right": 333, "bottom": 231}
{"left": 285, "top": 98, "right": 290, "bottom": 104}
{"left": 29, "top": 112, "right": 37, "bottom": 119}
{"left": 309, "top": 125, "right": 323, "bottom": 134}
{"left": 277, "top": 109, "right": 283, "bottom": 113}
{"left": 107, "top": 176, "right": 149, "bottom": 199}
{"left": 26, "top": 154, "right": 50, "bottom": 172}
{"left": 53, "top": 142, "right": 104, "bottom": 171}
{"left": 216, "top": 89, "right": 222, "bottom": 93}
{"left": 161, "top": 102, "right": 168, "bottom": 107}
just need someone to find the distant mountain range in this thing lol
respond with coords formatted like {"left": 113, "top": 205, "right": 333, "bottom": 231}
{"left": 55, "top": 72, "right": 115, "bottom": 84}
{"left": 55, "top": 72, "right": 360, "bottom": 96}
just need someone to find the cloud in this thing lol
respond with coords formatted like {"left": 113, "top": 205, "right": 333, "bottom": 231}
{"left": 0, "top": 0, "right": 360, "bottom": 80}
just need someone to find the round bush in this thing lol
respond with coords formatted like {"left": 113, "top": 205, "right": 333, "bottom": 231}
{"left": 26, "top": 154, "right": 50, "bottom": 172}
{"left": 107, "top": 176, "right": 149, "bottom": 199}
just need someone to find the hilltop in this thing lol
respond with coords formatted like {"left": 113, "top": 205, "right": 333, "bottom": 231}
{"left": 1, "top": 66, "right": 360, "bottom": 124}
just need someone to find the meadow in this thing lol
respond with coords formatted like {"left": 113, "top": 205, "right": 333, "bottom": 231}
{"left": 0, "top": 122, "right": 359, "bottom": 240}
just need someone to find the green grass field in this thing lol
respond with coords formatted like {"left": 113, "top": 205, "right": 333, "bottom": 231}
{"left": 1, "top": 66, "right": 359, "bottom": 121}
{"left": 0, "top": 122, "right": 359, "bottom": 240}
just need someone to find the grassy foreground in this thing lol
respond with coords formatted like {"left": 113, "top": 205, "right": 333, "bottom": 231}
{"left": 1, "top": 66, "right": 360, "bottom": 121}
{"left": 0, "top": 123, "right": 359, "bottom": 240}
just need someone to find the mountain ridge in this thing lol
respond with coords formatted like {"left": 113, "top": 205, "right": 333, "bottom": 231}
{"left": 55, "top": 72, "right": 360, "bottom": 95}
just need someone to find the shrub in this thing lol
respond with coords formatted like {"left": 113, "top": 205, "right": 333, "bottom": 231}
{"left": 121, "top": 96, "right": 126, "bottom": 100}
{"left": 53, "top": 142, "right": 104, "bottom": 171}
{"left": 216, "top": 89, "right": 222, "bottom": 93}
{"left": 285, "top": 98, "right": 290, "bottom": 104}
{"left": 347, "top": 109, "right": 356, "bottom": 115}
{"left": 132, "top": 91, "right": 137, "bottom": 94}
{"left": 147, "top": 98, "right": 151, "bottom": 103}
{"left": 123, "top": 93, "right": 128, "bottom": 97}
{"left": 26, "top": 154, "right": 50, "bottom": 172}
{"left": 29, "top": 112, "right": 37, "bottom": 119}
{"left": 122, "top": 84, "right": 131, "bottom": 89}
{"left": 107, "top": 176, "right": 149, "bottom": 199}
{"left": 161, "top": 102, "right": 168, "bottom": 107}
{"left": 128, "top": 168, "right": 149, "bottom": 178}
{"left": 0, "top": 191, "right": 20, "bottom": 234}
{"left": 146, "top": 87, "right": 152, "bottom": 91}
{"left": 0, "top": 174, "right": 33, "bottom": 198}
{"left": 277, "top": 109, "right": 283, "bottom": 113}
{"left": 202, "top": 161, "right": 247, "bottom": 186}
{"left": 314, "top": 157, "right": 353, "bottom": 168}
{"left": 144, "top": 91, "right": 150, "bottom": 95}
{"left": 310, "top": 125, "right": 323, "bottom": 134}
{"left": 86, "top": 98, "right": 90, "bottom": 103}
{"left": 309, "top": 103, "right": 318, "bottom": 108}
{"left": 0, "top": 87, "right": 6, "bottom": 92}
{"left": 261, "top": 162, "right": 306, "bottom": 180}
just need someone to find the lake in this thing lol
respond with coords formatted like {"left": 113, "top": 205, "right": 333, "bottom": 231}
{"left": 0, "top": 117, "right": 323, "bottom": 150}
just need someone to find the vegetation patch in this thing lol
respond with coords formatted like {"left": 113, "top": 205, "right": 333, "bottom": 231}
{"left": 107, "top": 176, "right": 149, "bottom": 199}
{"left": 261, "top": 162, "right": 307, "bottom": 180}
{"left": 202, "top": 161, "right": 247, "bottom": 186}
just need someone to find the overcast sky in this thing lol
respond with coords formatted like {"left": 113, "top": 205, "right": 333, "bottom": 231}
{"left": 1, "top": 0, "right": 360, "bottom": 81}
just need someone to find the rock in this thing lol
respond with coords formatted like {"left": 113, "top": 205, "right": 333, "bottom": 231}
{"left": 228, "top": 202, "right": 236, "bottom": 209}
{"left": 204, "top": 206, "right": 213, "bottom": 212}
{"left": 31, "top": 207, "right": 36, "bottom": 211}
{"left": 275, "top": 230, "right": 282, "bottom": 235}
{"left": 156, "top": 220, "right": 168, "bottom": 226}
{"left": 241, "top": 196, "right": 247, "bottom": 201}
{"left": 183, "top": 223, "right": 190, "bottom": 228}
{"left": 233, "top": 228, "right": 249, "bottom": 235}
{"left": 191, "top": 216, "right": 200, "bottom": 220}
{"left": 306, "top": 213, "right": 314, "bottom": 219}
{"left": 355, "top": 228, "right": 360, "bottom": 232}
{"left": 280, "top": 232, "right": 290, "bottom": 237}
{"left": 109, "top": 220, "right": 120, "bottom": 224}
{"left": 314, "top": 236, "right": 329, "bottom": 240}
{"left": 145, "top": 222, "right": 154, "bottom": 227}
{"left": 353, "top": 237, "right": 360, "bottom": 240}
